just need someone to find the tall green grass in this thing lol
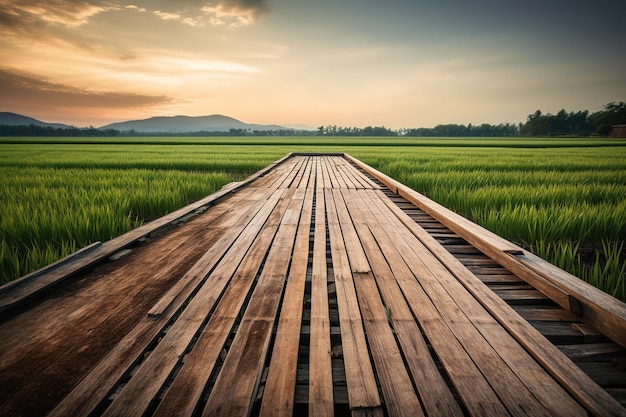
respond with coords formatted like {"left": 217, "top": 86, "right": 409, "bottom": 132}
{"left": 0, "top": 166, "right": 232, "bottom": 282}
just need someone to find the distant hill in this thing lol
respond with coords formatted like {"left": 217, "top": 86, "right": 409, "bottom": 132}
{"left": 0, "top": 112, "right": 71, "bottom": 129}
{"left": 100, "top": 115, "right": 287, "bottom": 133}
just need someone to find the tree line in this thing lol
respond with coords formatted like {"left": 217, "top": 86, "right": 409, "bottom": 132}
{"left": 316, "top": 102, "right": 625, "bottom": 137}
{"left": 519, "top": 102, "right": 626, "bottom": 136}
{"left": 1, "top": 102, "right": 624, "bottom": 137}
{"left": 0, "top": 125, "right": 122, "bottom": 136}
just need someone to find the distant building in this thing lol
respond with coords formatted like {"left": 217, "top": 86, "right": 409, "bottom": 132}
{"left": 611, "top": 124, "right": 626, "bottom": 138}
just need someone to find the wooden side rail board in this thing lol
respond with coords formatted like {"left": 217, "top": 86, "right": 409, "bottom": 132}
{"left": 0, "top": 153, "right": 295, "bottom": 315}
{"left": 0, "top": 241, "right": 102, "bottom": 292}
{"left": 344, "top": 153, "right": 626, "bottom": 348}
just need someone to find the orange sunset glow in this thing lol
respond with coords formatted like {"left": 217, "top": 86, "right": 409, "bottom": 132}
{"left": 1, "top": 0, "right": 625, "bottom": 128}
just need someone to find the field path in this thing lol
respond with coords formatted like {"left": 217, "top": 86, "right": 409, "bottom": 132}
{"left": 0, "top": 154, "right": 625, "bottom": 417}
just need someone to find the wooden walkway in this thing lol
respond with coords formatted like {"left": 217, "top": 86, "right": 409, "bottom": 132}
{"left": 1, "top": 154, "right": 625, "bottom": 417}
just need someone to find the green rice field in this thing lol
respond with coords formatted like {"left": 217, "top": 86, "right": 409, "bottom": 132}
{"left": 1, "top": 137, "right": 625, "bottom": 301}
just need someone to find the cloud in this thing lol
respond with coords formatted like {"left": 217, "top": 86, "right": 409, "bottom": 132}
{"left": 147, "top": 0, "right": 269, "bottom": 27}
{"left": 0, "top": 68, "right": 174, "bottom": 111}
{"left": 0, "top": 0, "right": 113, "bottom": 29}
{"left": 153, "top": 10, "right": 182, "bottom": 21}
{"left": 125, "top": 4, "right": 147, "bottom": 12}
{"left": 0, "top": 0, "right": 269, "bottom": 35}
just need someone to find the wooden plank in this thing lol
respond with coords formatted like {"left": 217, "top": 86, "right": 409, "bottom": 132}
{"left": 322, "top": 156, "right": 339, "bottom": 189}
{"left": 320, "top": 156, "right": 333, "bottom": 189}
{"left": 148, "top": 187, "right": 276, "bottom": 317}
{"left": 100, "top": 189, "right": 293, "bottom": 417}
{"left": 325, "top": 188, "right": 382, "bottom": 414}
{"left": 336, "top": 162, "right": 359, "bottom": 188}
{"left": 201, "top": 190, "right": 305, "bottom": 417}
{"left": 272, "top": 155, "right": 300, "bottom": 188}
{"left": 277, "top": 155, "right": 307, "bottom": 189}
{"left": 152, "top": 190, "right": 303, "bottom": 417}
{"left": 343, "top": 161, "right": 379, "bottom": 189}
{"left": 9, "top": 154, "right": 626, "bottom": 417}
{"left": 340, "top": 163, "right": 370, "bottom": 189}
{"left": 258, "top": 154, "right": 300, "bottom": 189}
{"left": 327, "top": 156, "right": 349, "bottom": 189}
{"left": 493, "top": 289, "right": 552, "bottom": 304}
{"left": 334, "top": 160, "right": 358, "bottom": 189}
{"left": 376, "top": 188, "right": 626, "bottom": 417}
{"left": 476, "top": 273, "right": 524, "bottom": 284}
{"left": 298, "top": 158, "right": 315, "bottom": 189}
{"left": 558, "top": 343, "right": 626, "bottom": 360}
{"left": 365, "top": 189, "right": 583, "bottom": 417}
{"left": 259, "top": 186, "right": 314, "bottom": 417}
{"left": 316, "top": 157, "right": 325, "bottom": 189}
{"left": 308, "top": 186, "right": 334, "bottom": 417}
{"left": 291, "top": 156, "right": 310, "bottom": 189}
{"left": 341, "top": 189, "right": 462, "bottom": 417}
{"left": 331, "top": 189, "right": 425, "bottom": 417}
{"left": 46, "top": 187, "right": 287, "bottom": 417}
{"left": 512, "top": 306, "right": 580, "bottom": 321}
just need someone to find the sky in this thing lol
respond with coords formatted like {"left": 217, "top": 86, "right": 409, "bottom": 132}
{"left": 0, "top": 0, "right": 625, "bottom": 129}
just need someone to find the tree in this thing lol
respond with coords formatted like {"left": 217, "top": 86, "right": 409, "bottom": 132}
{"left": 589, "top": 102, "right": 626, "bottom": 135}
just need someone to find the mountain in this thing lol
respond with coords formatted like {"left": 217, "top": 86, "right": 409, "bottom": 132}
{"left": 100, "top": 114, "right": 287, "bottom": 133}
{"left": 0, "top": 112, "right": 72, "bottom": 129}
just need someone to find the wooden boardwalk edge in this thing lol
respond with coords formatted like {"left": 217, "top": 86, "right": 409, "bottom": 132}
{"left": 343, "top": 152, "right": 626, "bottom": 349}
{"left": 0, "top": 152, "right": 296, "bottom": 316}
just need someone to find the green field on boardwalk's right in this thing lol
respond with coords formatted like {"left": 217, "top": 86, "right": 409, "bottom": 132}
{"left": 1, "top": 137, "right": 625, "bottom": 301}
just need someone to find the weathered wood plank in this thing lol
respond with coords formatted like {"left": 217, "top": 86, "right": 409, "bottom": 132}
{"left": 331, "top": 189, "right": 425, "bottom": 417}
{"left": 558, "top": 343, "right": 626, "bottom": 360}
{"left": 513, "top": 251, "right": 626, "bottom": 347}
{"left": 342, "top": 189, "right": 462, "bottom": 417}
{"left": 291, "top": 155, "right": 310, "bottom": 189}
{"left": 327, "top": 156, "right": 349, "bottom": 189}
{"left": 147, "top": 186, "right": 277, "bottom": 317}
{"left": 343, "top": 164, "right": 373, "bottom": 189}
{"left": 325, "top": 188, "right": 383, "bottom": 414}
{"left": 337, "top": 164, "right": 357, "bottom": 189}
{"left": 308, "top": 187, "right": 335, "bottom": 417}
{"left": 342, "top": 161, "right": 379, "bottom": 189}
{"left": 322, "top": 156, "right": 339, "bottom": 189}
{"left": 259, "top": 186, "right": 314, "bottom": 417}
{"left": 335, "top": 162, "right": 358, "bottom": 189}
{"left": 152, "top": 190, "right": 304, "bottom": 417}
{"left": 100, "top": 189, "right": 293, "bottom": 417}
{"left": 476, "top": 273, "right": 524, "bottom": 284}
{"left": 319, "top": 156, "right": 332, "bottom": 189}
{"left": 201, "top": 189, "right": 305, "bottom": 417}
{"left": 315, "top": 157, "right": 325, "bottom": 189}
{"left": 298, "top": 158, "right": 315, "bottom": 189}
{"left": 277, "top": 154, "right": 307, "bottom": 189}
{"left": 512, "top": 306, "right": 580, "bottom": 321}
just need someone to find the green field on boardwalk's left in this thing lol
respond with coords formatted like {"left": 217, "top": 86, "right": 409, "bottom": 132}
{"left": 1, "top": 137, "right": 625, "bottom": 301}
